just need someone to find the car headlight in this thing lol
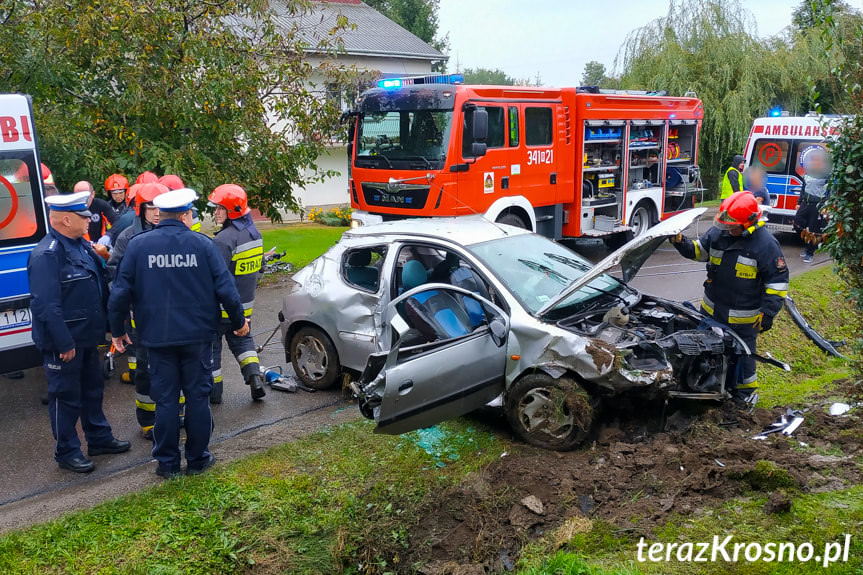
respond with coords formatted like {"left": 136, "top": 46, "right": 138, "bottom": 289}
{"left": 351, "top": 219, "right": 362, "bottom": 229}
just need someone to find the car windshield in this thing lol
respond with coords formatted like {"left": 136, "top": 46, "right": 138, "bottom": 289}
{"left": 356, "top": 109, "right": 453, "bottom": 170}
{"left": 468, "top": 234, "right": 622, "bottom": 316}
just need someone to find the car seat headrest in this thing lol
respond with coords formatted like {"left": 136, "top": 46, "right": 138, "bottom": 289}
{"left": 347, "top": 249, "right": 372, "bottom": 267}
{"left": 401, "top": 260, "right": 428, "bottom": 291}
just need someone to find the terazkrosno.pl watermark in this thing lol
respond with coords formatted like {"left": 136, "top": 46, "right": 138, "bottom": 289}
{"left": 636, "top": 535, "right": 853, "bottom": 568}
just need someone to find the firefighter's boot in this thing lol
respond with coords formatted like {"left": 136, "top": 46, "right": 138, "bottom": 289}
{"left": 210, "top": 380, "right": 223, "bottom": 404}
{"left": 248, "top": 374, "right": 266, "bottom": 401}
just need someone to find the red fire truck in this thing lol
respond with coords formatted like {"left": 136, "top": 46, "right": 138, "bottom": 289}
{"left": 346, "top": 74, "right": 705, "bottom": 243}
{"left": 742, "top": 112, "right": 844, "bottom": 234}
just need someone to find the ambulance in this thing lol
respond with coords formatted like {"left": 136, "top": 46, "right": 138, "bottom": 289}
{"left": 346, "top": 74, "right": 705, "bottom": 244}
{"left": 743, "top": 112, "right": 844, "bottom": 234}
{"left": 0, "top": 94, "right": 48, "bottom": 373}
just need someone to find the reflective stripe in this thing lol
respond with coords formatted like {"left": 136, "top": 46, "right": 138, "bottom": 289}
{"left": 141, "top": 425, "right": 154, "bottom": 433}
{"left": 737, "top": 256, "right": 758, "bottom": 267}
{"left": 235, "top": 255, "right": 262, "bottom": 275}
{"left": 213, "top": 375, "right": 223, "bottom": 383}
{"left": 709, "top": 248, "right": 723, "bottom": 265}
{"left": 765, "top": 288, "right": 789, "bottom": 297}
{"left": 765, "top": 282, "right": 789, "bottom": 291}
{"left": 191, "top": 222, "right": 201, "bottom": 232}
{"left": 127, "top": 356, "right": 136, "bottom": 363}
{"left": 738, "top": 378, "right": 759, "bottom": 389}
{"left": 136, "top": 399, "right": 156, "bottom": 411}
{"left": 701, "top": 296, "right": 715, "bottom": 316}
{"left": 238, "top": 351, "right": 259, "bottom": 367}
{"left": 130, "top": 318, "right": 136, "bottom": 328}
{"left": 221, "top": 301, "right": 254, "bottom": 318}
{"left": 212, "top": 369, "right": 222, "bottom": 378}
{"left": 735, "top": 258, "right": 757, "bottom": 279}
{"left": 742, "top": 373, "right": 758, "bottom": 384}
{"left": 231, "top": 240, "right": 264, "bottom": 261}
{"left": 728, "top": 307, "right": 761, "bottom": 318}
{"left": 128, "top": 360, "right": 137, "bottom": 370}
{"left": 693, "top": 240, "right": 708, "bottom": 262}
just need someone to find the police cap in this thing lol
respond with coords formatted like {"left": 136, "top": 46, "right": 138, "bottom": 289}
{"left": 153, "top": 188, "right": 198, "bottom": 213}
{"left": 44, "top": 191, "right": 92, "bottom": 217}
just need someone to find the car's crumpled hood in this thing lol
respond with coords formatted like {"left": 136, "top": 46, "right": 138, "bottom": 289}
{"left": 537, "top": 208, "right": 707, "bottom": 316}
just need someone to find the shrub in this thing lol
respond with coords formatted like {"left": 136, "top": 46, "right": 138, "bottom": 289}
{"left": 308, "top": 206, "right": 352, "bottom": 226}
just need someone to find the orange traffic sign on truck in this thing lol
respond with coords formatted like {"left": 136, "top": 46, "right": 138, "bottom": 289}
{"left": 346, "top": 74, "right": 705, "bottom": 244}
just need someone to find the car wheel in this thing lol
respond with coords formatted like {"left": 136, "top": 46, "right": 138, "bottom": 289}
{"left": 505, "top": 373, "right": 598, "bottom": 451}
{"left": 629, "top": 202, "right": 653, "bottom": 238}
{"left": 496, "top": 212, "right": 528, "bottom": 229}
{"left": 290, "top": 326, "right": 340, "bottom": 390}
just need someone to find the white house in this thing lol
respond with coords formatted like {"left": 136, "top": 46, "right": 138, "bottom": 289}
{"left": 276, "top": 0, "right": 446, "bottom": 213}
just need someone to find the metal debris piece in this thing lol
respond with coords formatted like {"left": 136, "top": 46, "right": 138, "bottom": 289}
{"left": 714, "top": 459, "right": 725, "bottom": 468}
{"left": 828, "top": 402, "right": 852, "bottom": 416}
{"left": 752, "top": 408, "right": 804, "bottom": 439}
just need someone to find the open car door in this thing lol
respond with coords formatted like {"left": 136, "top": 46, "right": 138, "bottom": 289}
{"left": 354, "top": 283, "right": 509, "bottom": 435}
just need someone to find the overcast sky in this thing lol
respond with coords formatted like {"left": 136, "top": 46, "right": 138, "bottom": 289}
{"left": 437, "top": 0, "right": 862, "bottom": 87}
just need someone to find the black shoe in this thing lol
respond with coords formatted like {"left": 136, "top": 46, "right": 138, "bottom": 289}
{"left": 58, "top": 455, "right": 95, "bottom": 473}
{"left": 186, "top": 454, "right": 216, "bottom": 476}
{"left": 40, "top": 394, "right": 49, "bottom": 405}
{"left": 209, "top": 393, "right": 222, "bottom": 405}
{"left": 141, "top": 428, "right": 153, "bottom": 441}
{"left": 156, "top": 466, "right": 182, "bottom": 480}
{"left": 248, "top": 374, "right": 266, "bottom": 401}
{"left": 88, "top": 438, "right": 131, "bottom": 456}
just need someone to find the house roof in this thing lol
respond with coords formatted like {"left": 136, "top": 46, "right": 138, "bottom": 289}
{"left": 272, "top": 0, "right": 446, "bottom": 61}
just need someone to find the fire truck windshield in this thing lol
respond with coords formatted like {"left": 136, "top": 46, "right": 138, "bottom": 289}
{"left": 356, "top": 109, "right": 453, "bottom": 170}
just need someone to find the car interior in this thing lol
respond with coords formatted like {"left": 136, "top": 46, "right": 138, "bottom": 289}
{"left": 343, "top": 246, "right": 387, "bottom": 292}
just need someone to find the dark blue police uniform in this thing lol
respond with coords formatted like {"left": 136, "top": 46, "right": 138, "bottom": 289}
{"left": 108, "top": 218, "right": 245, "bottom": 475}
{"left": 28, "top": 229, "right": 117, "bottom": 464}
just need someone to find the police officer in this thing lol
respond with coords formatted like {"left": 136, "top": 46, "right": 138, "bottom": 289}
{"left": 720, "top": 154, "right": 745, "bottom": 199}
{"left": 159, "top": 174, "right": 202, "bottom": 232}
{"left": 208, "top": 184, "right": 266, "bottom": 403}
{"left": 28, "top": 191, "right": 130, "bottom": 473}
{"left": 671, "top": 192, "right": 789, "bottom": 402}
{"left": 107, "top": 182, "right": 173, "bottom": 438}
{"left": 108, "top": 188, "right": 248, "bottom": 478}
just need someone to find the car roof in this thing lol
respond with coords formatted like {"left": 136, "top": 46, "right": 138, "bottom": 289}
{"left": 343, "top": 217, "right": 531, "bottom": 247}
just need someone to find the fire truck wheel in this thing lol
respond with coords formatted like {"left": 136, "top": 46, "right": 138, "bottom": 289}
{"left": 496, "top": 212, "right": 528, "bottom": 230}
{"left": 629, "top": 202, "right": 654, "bottom": 238}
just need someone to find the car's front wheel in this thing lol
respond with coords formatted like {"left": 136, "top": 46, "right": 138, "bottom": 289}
{"left": 505, "top": 373, "right": 598, "bottom": 450}
{"left": 290, "top": 326, "right": 340, "bottom": 390}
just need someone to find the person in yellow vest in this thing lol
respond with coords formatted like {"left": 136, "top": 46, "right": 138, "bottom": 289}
{"left": 720, "top": 154, "right": 745, "bottom": 199}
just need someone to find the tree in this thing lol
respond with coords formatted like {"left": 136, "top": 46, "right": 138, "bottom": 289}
{"left": 462, "top": 67, "right": 516, "bottom": 85}
{"left": 0, "top": 0, "right": 358, "bottom": 219}
{"left": 792, "top": 0, "right": 850, "bottom": 31}
{"left": 364, "top": 0, "right": 449, "bottom": 71}
{"left": 581, "top": 61, "right": 608, "bottom": 86}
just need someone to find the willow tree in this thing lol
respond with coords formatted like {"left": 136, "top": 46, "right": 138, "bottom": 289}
{"left": 0, "top": 0, "right": 360, "bottom": 218}
{"left": 615, "top": 0, "right": 820, "bottom": 193}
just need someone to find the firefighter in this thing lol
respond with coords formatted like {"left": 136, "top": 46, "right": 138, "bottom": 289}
{"left": 160, "top": 174, "right": 202, "bottom": 232}
{"left": 207, "top": 184, "right": 266, "bottom": 402}
{"left": 720, "top": 154, "right": 745, "bottom": 199}
{"left": 108, "top": 188, "right": 248, "bottom": 478}
{"left": 105, "top": 174, "right": 131, "bottom": 217}
{"left": 107, "top": 182, "right": 182, "bottom": 439}
{"left": 28, "top": 191, "right": 130, "bottom": 473}
{"left": 794, "top": 146, "right": 831, "bottom": 264}
{"left": 136, "top": 171, "right": 159, "bottom": 185}
{"left": 670, "top": 192, "right": 789, "bottom": 401}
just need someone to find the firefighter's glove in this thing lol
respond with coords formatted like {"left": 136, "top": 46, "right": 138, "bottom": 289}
{"left": 669, "top": 233, "right": 684, "bottom": 245}
{"left": 754, "top": 313, "right": 773, "bottom": 333}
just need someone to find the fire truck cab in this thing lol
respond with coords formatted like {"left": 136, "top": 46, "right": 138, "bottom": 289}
{"left": 347, "top": 74, "right": 705, "bottom": 242}
{"left": 743, "top": 113, "right": 843, "bottom": 234}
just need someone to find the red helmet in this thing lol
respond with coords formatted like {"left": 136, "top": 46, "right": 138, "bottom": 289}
{"left": 158, "top": 174, "right": 184, "bottom": 191}
{"left": 135, "top": 182, "right": 169, "bottom": 215}
{"left": 136, "top": 171, "right": 159, "bottom": 185}
{"left": 105, "top": 173, "right": 129, "bottom": 193}
{"left": 127, "top": 183, "right": 142, "bottom": 205}
{"left": 41, "top": 163, "right": 54, "bottom": 184}
{"left": 715, "top": 191, "right": 762, "bottom": 229}
{"left": 208, "top": 184, "right": 250, "bottom": 219}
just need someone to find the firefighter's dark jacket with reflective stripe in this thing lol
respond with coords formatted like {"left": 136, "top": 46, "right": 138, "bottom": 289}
{"left": 28, "top": 229, "right": 108, "bottom": 352}
{"left": 212, "top": 213, "right": 263, "bottom": 320}
{"left": 673, "top": 223, "right": 789, "bottom": 325}
{"left": 108, "top": 219, "right": 245, "bottom": 348}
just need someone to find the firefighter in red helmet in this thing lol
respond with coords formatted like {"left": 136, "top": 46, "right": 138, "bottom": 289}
{"left": 671, "top": 192, "right": 789, "bottom": 404}
{"left": 207, "top": 184, "right": 266, "bottom": 402}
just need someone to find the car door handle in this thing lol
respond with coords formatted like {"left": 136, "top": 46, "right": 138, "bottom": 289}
{"left": 398, "top": 380, "right": 414, "bottom": 394}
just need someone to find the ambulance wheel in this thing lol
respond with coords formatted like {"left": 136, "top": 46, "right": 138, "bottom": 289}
{"left": 629, "top": 202, "right": 654, "bottom": 238}
{"left": 290, "top": 326, "right": 340, "bottom": 390}
{"left": 505, "top": 373, "right": 599, "bottom": 451}
{"left": 496, "top": 212, "right": 528, "bottom": 230}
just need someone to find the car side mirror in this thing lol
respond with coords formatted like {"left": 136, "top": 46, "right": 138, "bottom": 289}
{"left": 489, "top": 316, "right": 507, "bottom": 347}
{"left": 471, "top": 142, "right": 487, "bottom": 157}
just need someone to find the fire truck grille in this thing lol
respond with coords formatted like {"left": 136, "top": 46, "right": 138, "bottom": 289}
{"left": 361, "top": 183, "right": 430, "bottom": 210}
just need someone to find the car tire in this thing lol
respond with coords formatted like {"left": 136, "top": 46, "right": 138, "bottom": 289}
{"left": 290, "top": 326, "right": 340, "bottom": 390}
{"left": 505, "top": 373, "right": 599, "bottom": 451}
{"left": 496, "top": 212, "right": 528, "bottom": 229}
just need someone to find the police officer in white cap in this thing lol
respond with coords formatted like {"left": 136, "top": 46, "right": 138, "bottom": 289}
{"left": 28, "top": 192, "right": 131, "bottom": 473}
{"left": 108, "top": 188, "right": 248, "bottom": 478}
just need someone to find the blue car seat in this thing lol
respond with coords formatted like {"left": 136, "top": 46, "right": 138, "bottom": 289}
{"left": 345, "top": 249, "right": 379, "bottom": 291}
{"left": 404, "top": 290, "right": 473, "bottom": 342}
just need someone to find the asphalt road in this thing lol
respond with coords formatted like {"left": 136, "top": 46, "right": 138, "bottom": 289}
{"left": 0, "top": 212, "right": 830, "bottom": 530}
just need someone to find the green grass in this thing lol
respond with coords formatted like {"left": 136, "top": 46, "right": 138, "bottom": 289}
{"left": 756, "top": 265, "right": 857, "bottom": 408}
{"left": 695, "top": 198, "right": 722, "bottom": 208}
{"left": 260, "top": 223, "right": 348, "bottom": 270}
{"left": 0, "top": 420, "right": 505, "bottom": 574}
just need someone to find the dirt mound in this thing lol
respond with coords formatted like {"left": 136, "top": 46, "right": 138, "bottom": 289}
{"left": 402, "top": 400, "right": 863, "bottom": 574}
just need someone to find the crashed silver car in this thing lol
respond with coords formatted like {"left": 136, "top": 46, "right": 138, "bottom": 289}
{"left": 281, "top": 209, "right": 764, "bottom": 450}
